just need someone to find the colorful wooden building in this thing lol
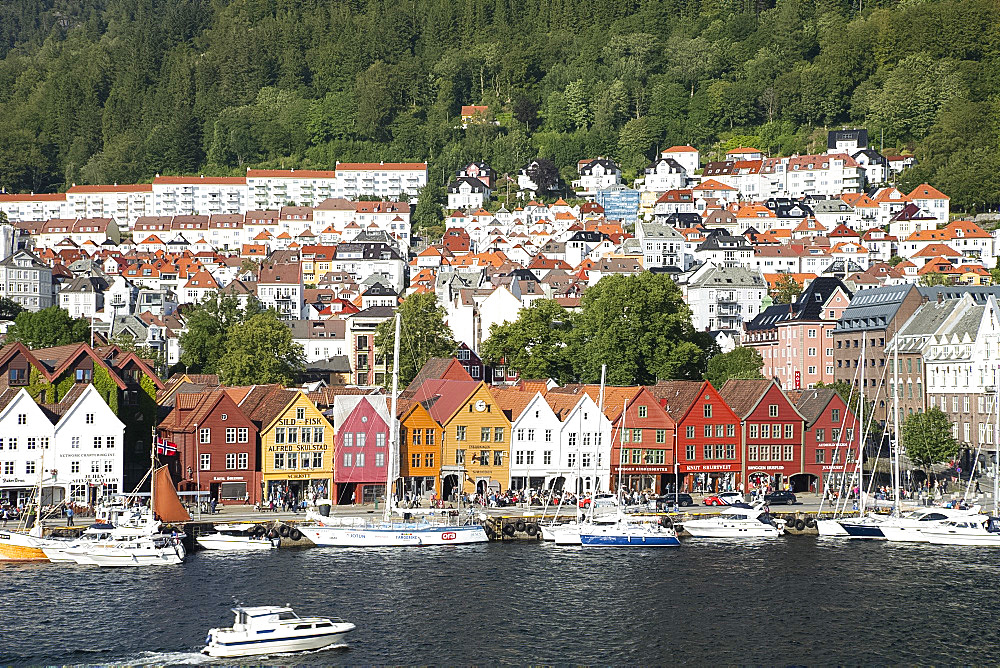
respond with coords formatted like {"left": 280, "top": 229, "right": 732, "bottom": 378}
{"left": 330, "top": 394, "right": 394, "bottom": 504}
{"left": 790, "top": 387, "right": 861, "bottom": 494}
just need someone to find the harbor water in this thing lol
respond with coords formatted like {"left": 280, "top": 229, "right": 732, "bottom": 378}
{"left": 2, "top": 538, "right": 999, "bottom": 665}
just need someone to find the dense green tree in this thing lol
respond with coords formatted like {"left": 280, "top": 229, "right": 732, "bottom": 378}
{"left": 571, "top": 273, "right": 716, "bottom": 385}
{"left": 0, "top": 297, "right": 25, "bottom": 321}
{"left": 480, "top": 299, "right": 574, "bottom": 382}
{"left": 704, "top": 347, "right": 765, "bottom": 389}
{"left": 217, "top": 312, "right": 304, "bottom": 386}
{"left": 919, "top": 272, "right": 953, "bottom": 287}
{"left": 179, "top": 293, "right": 262, "bottom": 373}
{"left": 6, "top": 306, "right": 90, "bottom": 349}
{"left": 772, "top": 275, "right": 803, "bottom": 304}
{"left": 413, "top": 183, "right": 445, "bottom": 237}
{"left": 374, "top": 292, "right": 455, "bottom": 387}
{"left": 901, "top": 408, "right": 959, "bottom": 474}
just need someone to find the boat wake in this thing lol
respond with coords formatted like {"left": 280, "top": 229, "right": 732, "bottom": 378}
{"left": 123, "top": 649, "right": 213, "bottom": 665}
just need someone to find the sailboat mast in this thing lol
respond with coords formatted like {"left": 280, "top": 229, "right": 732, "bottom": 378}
{"left": 384, "top": 313, "right": 401, "bottom": 524}
{"left": 891, "top": 332, "right": 901, "bottom": 516}
{"left": 993, "top": 366, "right": 999, "bottom": 516}
{"left": 150, "top": 423, "right": 156, "bottom": 517}
{"left": 859, "top": 336, "right": 866, "bottom": 515}
{"left": 597, "top": 365, "right": 606, "bottom": 493}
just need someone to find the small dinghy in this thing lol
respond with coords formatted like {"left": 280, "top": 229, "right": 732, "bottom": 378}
{"left": 203, "top": 606, "right": 355, "bottom": 658}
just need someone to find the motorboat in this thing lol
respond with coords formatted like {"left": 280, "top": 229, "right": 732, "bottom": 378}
{"left": 921, "top": 515, "right": 1000, "bottom": 546}
{"left": 0, "top": 528, "right": 53, "bottom": 561}
{"left": 197, "top": 524, "right": 279, "bottom": 551}
{"left": 879, "top": 507, "right": 981, "bottom": 543}
{"left": 67, "top": 532, "right": 186, "bottom": 567}
{"left": 682, "top": 504, "right": 786, "bottom": 538}
{"left": 815, "top": 518, "right": 850, "bottom": 537}
{"left": 203, "top": 606, "right": 355, "bottom": 658}
{"left": 580, "top": 518, "right": 680, "bottom": 547}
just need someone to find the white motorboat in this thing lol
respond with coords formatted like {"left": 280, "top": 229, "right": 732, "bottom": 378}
{"left": 879, "top": 507, "right": 981, "bottom": 543}
{"left": 70, "top": 533, "right": 186, "bottom": 567}
{"left": 303, "top": 520, "right": 487, "bottom": 547}
{"left": 203, "top": 606, "right": 355, "bottom": 658}
{"left": 921, "top": 515, "right": 1000, "bottom": 546}
{"left": 197, "top": 524, "right": 279, "bottom": 551}
{"left": 815, "top": 518, "right": 850, "bottom": 537}
{"left": 682, "top": 505, "right": 786, "bottom": 538}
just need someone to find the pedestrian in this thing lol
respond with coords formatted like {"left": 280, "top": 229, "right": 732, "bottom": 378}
{"left": 66, "top": 504, "right": 74, "bottom": 527}
{"left": 210, "top": 497, "right": 218, "bottom": 514}
{"left": 1, "top": 507, "right": 8, "bottom": 528}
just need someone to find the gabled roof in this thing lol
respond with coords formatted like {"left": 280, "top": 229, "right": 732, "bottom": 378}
{"left": 718, "top": 378, "right": 804, "bottom": 421}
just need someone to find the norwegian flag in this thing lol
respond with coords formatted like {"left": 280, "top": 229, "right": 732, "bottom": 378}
{"left": 156, "top": 437, "right": 178, "bottom": 456}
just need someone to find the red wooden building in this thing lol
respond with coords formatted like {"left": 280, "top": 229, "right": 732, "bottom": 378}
{"left": 720, "top": 379, "right": 808, "bottom": 494}
{"left": 606, "top": 386, "right": 677, "bottom": 494}
{"left": 157, "top": 390, "right": 261, "bottom": 505}
{"left": 651, "top": 380, "right": 742, "bottom": 494}
{"left": 330, "top": 395, "right": 393, "bottom": 505}
{"left": 789, "top": 387, "right": 861, "bottom": 494}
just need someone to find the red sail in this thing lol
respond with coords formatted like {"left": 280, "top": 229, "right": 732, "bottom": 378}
{"left": 153, "top": 465, "right": 191, "bottom": 523}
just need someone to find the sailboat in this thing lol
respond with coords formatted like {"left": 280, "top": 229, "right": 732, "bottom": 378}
{"left": 0, "top": 456, "right": 57, "bottom": 561}
{"left": 302, "top": 314, "right": 488, "bottom": 547}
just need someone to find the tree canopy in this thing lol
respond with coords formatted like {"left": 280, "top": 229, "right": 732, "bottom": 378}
{"left": 771, "top": 275, "right": 803, "bottom": 305}
{"left": 901, "top": 407, "right": 959, "bottom": 472}
{"left": 6, "top": 306, "right": 90, "bottom": 349}
{"left": 704, "top": 347, "right": 765, "bottom": 389}
{"left": 1, "top": 0, "right": 997, "bottom": 210}
{"left": 375, "top": 292, "right": 455, "bottom": 387}
{"left": 480, "top": 299, "right": 574, "bottom": 382}
{"left": 179, "top": 293, "right": 262, "bottom": 373}
{"left": 217, "top": 312, "right": 304, "bottom": 386}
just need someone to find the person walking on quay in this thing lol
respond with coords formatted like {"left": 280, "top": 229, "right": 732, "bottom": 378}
{"left": 65, "top": 504, "right": 74, "bottom": 527}
{"left": 1, "top": 507, "right": 8, "bottom": 528}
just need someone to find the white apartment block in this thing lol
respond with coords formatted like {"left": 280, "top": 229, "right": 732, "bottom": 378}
{"left": 0, "top": 193, "right": 67, "bottom": 222}
{"left": 65, "top": 184, "right": 153, "bottom": 229}
{"left": 783, "top": 154, "right": 864, "bottom": 199}
{"left": 334, "top": 162, "right": 427, "bottom": 200}
{"left": 246, "top": 169, "right": 337, "bottom": 209}
{"left": 0, "top": 249, "right": 53, "bottom": 312}
{"left": 152, "top": 175, "right": 248, "bottom": 217}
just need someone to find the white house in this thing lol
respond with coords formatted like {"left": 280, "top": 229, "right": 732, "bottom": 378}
{"left": 908, "top": 183, "right": 950, "bottom": 226}
{"left": 334, "top": 162, "right": 427, "bottom": 200}
{"left": 659, "top": 146, "right": 700, "bottom": 176}
{"left": 246, "top": 169, "right": 337, "bottom": 209}
{"left": 65, "top": 184, "right": 153, "bottom": 229}
{"left": 152, "top": 175, "right": 248, "bottom": 217}
{"left": 642, "top": 157, "right": 687, "bottom": 192}
{"left": 0, "top": 193, "right": 67, "bottom": 223}
{"left": 447, "top": 176, "right": 492, "bottom": 211}
{"left": 574, "top": 158, "right": 622, "bottom": 194}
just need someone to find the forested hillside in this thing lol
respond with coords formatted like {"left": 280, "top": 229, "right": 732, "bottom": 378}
{"left": 1, "top": 0, "right": 998, "bottom": 211}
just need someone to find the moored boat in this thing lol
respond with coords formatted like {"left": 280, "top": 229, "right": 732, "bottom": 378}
{"left": 196, "top": 524, "right": 279, "bottom": 551}
{"left": 682, "top": 504, "right": 785, "bottom": 538}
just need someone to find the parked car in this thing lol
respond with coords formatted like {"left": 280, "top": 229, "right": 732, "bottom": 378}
{"left": 703, "top": 492, "right": 744, "bottom": 506}
{"left": 764, "top": 490, "right": 797, "bottom": 505}
{"left": 655, "top": 493, "right": 693, "bottom": 509}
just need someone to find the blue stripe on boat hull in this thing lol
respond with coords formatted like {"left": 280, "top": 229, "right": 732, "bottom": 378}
{"left": 841, "top": 523, "right": 885, "bottom": 538}
{"left": 580, "top": 535, "right": 681, "bottom": 547}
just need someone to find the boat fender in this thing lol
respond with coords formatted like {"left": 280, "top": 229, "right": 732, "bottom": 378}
{"left": 659, "top": 516, "right": 671, "bottom": 528}
{"left": 253, "top": 525, "right": 266, "bottom": 536}
{"left": 525, "top": 523, "right": 539, "bottom": 537}
{"left": 290, "top": 528, "right": 303, "bottom": 542}
{"left": 502, "top": 523, "right": 516, "bottom": 537}
{"left": 794, "top": 519, "right": 806, "bottom": 531}
{"left": 278, "top": 525, "right": 291, "bottom": 538}
{"left": 805, "top": 517, "right": 816, "bottom": 529}
{"left": 514, "top": 519, "right": 527, "bottom": 533}
{"left": 268, "top": 529, "right": 279, "bottom": 540}
{"left": 484, "top": 525, "right": 495, "bottom": 538}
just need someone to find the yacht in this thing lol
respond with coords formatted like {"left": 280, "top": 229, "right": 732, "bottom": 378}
{"left": 580, "top": 518, "right": 680, "bottom": 547}
{"left": 196, "top": 524, "right": 279, "bottom": 551}
{"left": 71, "top": 533, "right": 186, "bottom": 567}
{"left": 879, "top": 507, "right": 981, "bottom": 543}
{"left": 203, "top": 606, "right": 355, "bottom": 658}
{"left": 839, "top": 514, "right": 889, "bottom": 539}
{"left": 682, "top": 504, "right": 786, "bottom": 538}
{"left": 815, "top": 518, "right": 850, "bottom": 537}
{"left": 0, "top": 528, "right": 53, "bottom": 561}
{"left": 303, "top": 517, "right": 487, "bottom": 547}
{"left": 921, "top": 515, "right": 1000, "bottom": 546}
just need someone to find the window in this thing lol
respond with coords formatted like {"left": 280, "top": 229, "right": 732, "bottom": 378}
{"left": 84, "top": 413, "right": 93, "bottom": 425}
{"left": 703, "top": 444, "right": 712, "bottom": 459}
{"left": 70, "top": 461, "right": 80, "bottom": 473}
{"left": 226, "top": 428, "right": 237, "bottom": 443}
{"left": 569, "top": 433, "right": 578, "bottom": 448}
{"left": 526, "top": 451, "right": 535, "bottom": 465}
{"left": 545, "top": 429, "right": 552, "bottom": 442}
{"left": 656, "top": 429, "right": 666, "bottom": 443}
{"left": 376, "top": 433, "right": 386, "bottom": 448}
{"left": 761, "top": 424, "right": 770, "bottom": 439}
{"left": 495, "top": 427, "right": 504, "bottom": 442}
{"left": 516, "top": 428, "right": 524, "bottom": 442}
{"left": 783, "top": 445, "right": 793, "bottom": 461}
{"left": 200, "top": 428, "right": 210, "bottom": 444}
{"left": 768, "top": 404, "right": 779, "bottom": 417}
{"left": 726, "top": 444, "right": 735, "bottom": 459}
{"left": 8, "top": 368, "right": 26, "bottom": 385}
{"left": 750, "top": 424, "right": 758, "bottom": 438}
{"left": 816, "top": 428, "right": 825, "bottom": 442}
{"left": 638, "top": 406, "right": 647, "bottom": 418}
{"left": 239, "top": 428, "right": 249, "bottom": 443}
{"left": 686, "top": 444, "right": 695, "bottom": 460}
{"left": 527, "top": 428, "right": 535, "bottom": 441}
{"left": 714, "top": 444, "right": 724, "bottom": 459}
{"left": 25, "top": 461, "right": 35, "bottom": 475}
{"left": 238, "top": 453, "right": 248, "bottom": 469}
{"left": 456, "top": 449, "right": 465, "bottom": 464}
{"left": 632, "top": 449, "right": 641, "bottom": 464}
{"left": 481, "top": 427, "right": 491, "bottom": 442}
{"left": 456, "top": 426, "right": 467, "bottom": 441}
{"left": 808, "top": 329, "right": 817, "bottom": 338}
{"left": 831, "top": 409, "right": 840, "bottom": 423}
{"left": 18, "top": 413, "right": 26, "bottom": 425}
{"left": 964, "top": 396, "right": 970, "bottom": 412}
{"left": 816, "top": 449, "right": 825, "bottom": 464}
{"left": 343, "top": 452, "right": 353, "bottom": 467}
{"left": 356, "top": 433, "right": 366, "bottom": 448}
{"left": 703, "top": 404, "right": 713, "bottom": 418}
{"left": 543, "top": 450, "right": 552, "bottom": 465}
{"left": 2, "top": 461, "right": 11, "bottom": 475}
{"left": 301, "top": 427, "right": 312, "bottom": 444}
{"left": 515, "top": 451, "right": 524, "bottom": 465}
{"left": 88, "top": 437, "right": 98, "bottom": 449}
{"left": 704, "top": 425, "right": 712, "bottom": 438}
{"left": 832, "top": 428, "right": 841, "bottom": 442}
{"left": 493, "top": 450, "right": 503, "bottom": 466}
{"left": 632, "top": 428, "right": 642, "bottom": 443}
{"left": 686, "top": 426, "right": 695, "bottom": 438}
{"left": 846, "top": 428, "right": 854, "bottom": 443}
{"left": 200, "top": 453, "right": 211, "bottom": 470}
{"left": 808, "top": 348, "right": 816, "bottom": 356}
{"left": 226, "top": 453, "right": 237, "bottom": 469}
{"left": 716, "top": 424, "right": 724, "bottom": 438}
{"left": 71, "top": 436, "right": 80, "bottom": 449}
{"left": 749, "top": 444, "right": 758, "bottom": 460}
{"left": 7, "top": 438, "right": 14, "bottom": 450}
{"left": 784, "top": 424, "right": 793, "bottom": 439}
{"left": 275, "top": 428, "right": 286, "bottom": 444}
{"left": 295, "top": 407, "right": 305, "bottom": 420}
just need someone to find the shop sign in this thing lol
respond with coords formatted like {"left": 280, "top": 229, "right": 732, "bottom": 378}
{"left": 278, "top": 417, "right": 324, "bottom": 426}
{"left": 616, "top": 466, "right": 672, "bottom": 474}
{"left": 1, "top": 476, "right": 30, "bottom": 485}
{"left": 287, "top": 473, "right": 312, "bottom": 480}
{"left": 680, "top": 463, "right": 740, "bottom": 473}
{"left": 748, "top": 465, "right": 788, "bottom": 472}
{"left": 212, "top": 475, "right": 248, "bottom": 482}
{"left": 267, "top": 443, "right": 329, "bottom": 452}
